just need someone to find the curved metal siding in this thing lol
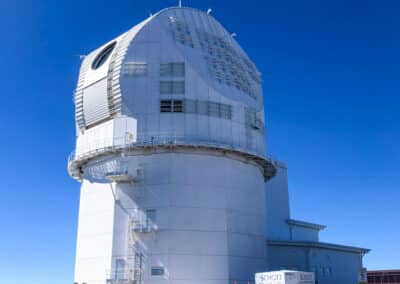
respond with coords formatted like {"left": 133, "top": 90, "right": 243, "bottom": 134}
{"left": 75, "top": 53, "right": 96, "bottom": 130}
{"left": 74, "top": 19, "right": 151, "bottom": 130}
{"left": 107, "top": 18, "right": 153, "bottom": 118}
{"left": 107, "top": 36, "right": 125, "bottom": 117}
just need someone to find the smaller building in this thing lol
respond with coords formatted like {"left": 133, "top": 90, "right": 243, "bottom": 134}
{"left": 265, "top": 164, "right": 370, "bottom": 284}
{"left": 368, "top": 270, "right": 400, "bottom": 284}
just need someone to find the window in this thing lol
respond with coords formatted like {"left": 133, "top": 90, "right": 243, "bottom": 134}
{"left": 160, "top": 81, "right": 185, "bottom": 94}
{"left": 92, "top": 41, "right": 117, "bottom": 70}
{"left": 208, "top": 102, "right": 220, "bottom": 117}
{"left": 160, "top": 63, "right": 185, "bottom": 77}
{"left": 151, "top": 266, "right": 164, "bottom": 276}
{"left": 173, "top": 100, "right": 183, "bottom": 112}
{"left": 160, "top": 100, "right": 172, "bottom": 112}
{"left": 160, "top": 99, "right": 232, "bottom": 119}
{"left": 160, "top": 100, "right": 183, "bottom": 113}
{"left": 146, "top": 209, "right": 156, "bottom": 229}
{"left": 123, "top": 62, "right": 148, "bottom": 76}
{"left": 219, "top": 104, "right": 232, "bottom": 119}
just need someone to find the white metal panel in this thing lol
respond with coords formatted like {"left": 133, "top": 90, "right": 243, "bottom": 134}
{"left": 74, "top": 181, "right": 116, "bottom": 284}
{"left": 83, "top": 35, "right": 123, "bottom": 88}
{"left": 83, "top": 79, "right": 110, "bottom": 126}
{"left": 76, "top": 116, "right": 137, "bottom": 158}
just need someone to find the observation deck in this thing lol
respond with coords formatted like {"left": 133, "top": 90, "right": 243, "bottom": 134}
{"left": 68, "top": 133, "right": 277, "bottom": 182}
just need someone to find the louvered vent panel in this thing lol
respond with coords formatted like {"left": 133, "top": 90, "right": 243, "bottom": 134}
{"left": 83, "top": 79, "right": 110, "bottom": 126}
{"left": 74, "top": 53, "right": 96, "bottom": 130}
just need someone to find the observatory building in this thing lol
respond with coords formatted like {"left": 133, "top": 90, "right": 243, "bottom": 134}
{"left": 68, "top": 6, "right": 368, "bottom": 284}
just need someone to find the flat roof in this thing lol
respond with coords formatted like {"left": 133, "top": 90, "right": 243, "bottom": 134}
{"left": 368, "top": 270, "right": 400, "bottom": 274}
{"left": 268, "top": 240, "right": 370, "bottom": 254}
{"left": 287, "top": 219, "right": 326, "bottom": 231}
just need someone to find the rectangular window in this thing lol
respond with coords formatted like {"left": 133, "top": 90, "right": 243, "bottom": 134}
{"left": 123, "top": 62, "right": 148, "bottom": 76}
{"left": 160, "top": 81, "right": 172, "bottom": 94}
{"left": 160, "top": 81, "right": 185, "bottom": 94}
{"left": 146, "top": 209, "right": 156, "bottom": 229}
{"left": 160, "top": 100, "right": 184, "bottom": 113}
{"left": 160, "top": 62, "right": 185, "bottom": 77}
{"left": 220, "top": 104, "right": 232, "bottom": 119}
{"left": 172, "top": 81, "right": 185, "bottom": 94}
{"left": 173, "top": 100, "right": 183, "bottom": 112}
{"left": 151, "top": 266, "right": 164, "bottom": 276}
{"left": 208, "top": 102, "right": 220, "bottom": 117}
{"left": 160, "top": 100, "right": 172, "bottom": 112}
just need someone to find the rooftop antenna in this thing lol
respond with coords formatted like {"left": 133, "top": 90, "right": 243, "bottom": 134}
{"left": 178, "top": 0, "right": 182, "bottom": 8}
{"left": 207, "top": 8, "right": 212, "bottom": 15}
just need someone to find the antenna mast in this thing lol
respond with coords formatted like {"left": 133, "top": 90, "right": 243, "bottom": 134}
{"left": 178, "top": 0, "right": 182, "bottom": 8}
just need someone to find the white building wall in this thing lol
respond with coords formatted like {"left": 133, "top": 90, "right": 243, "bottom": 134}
{"left": 74, "top": 181, "right": 116, "bottom": 284}
{"left": 99, "top": 152, "right": 267, "bottom": 284}
{"left": 265, "top": 164, "right": 291, "bottom": 240}
{"left": 290, "top": 226, "right": 320, "bottom": 242}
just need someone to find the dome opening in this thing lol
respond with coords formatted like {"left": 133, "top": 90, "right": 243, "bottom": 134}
{"left": 91, "top": 41, "right": 117, "bottom": 70}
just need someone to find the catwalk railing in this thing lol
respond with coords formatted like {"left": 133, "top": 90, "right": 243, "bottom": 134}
{"left": 68, "top": 133, "right": 279, "bottom": 181}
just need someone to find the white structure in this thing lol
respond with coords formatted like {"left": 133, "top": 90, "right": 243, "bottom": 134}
{"left": 255, "top": 271, "right": 315, "bottom": 284}
{"left": 68, "top": 6, "right": 369, "bottom": 284}
{"left": 265, "top": 165, "right": 369, "bottom": 284}
{"left": 69, "top": 6, "right": 276, "bottom": 284}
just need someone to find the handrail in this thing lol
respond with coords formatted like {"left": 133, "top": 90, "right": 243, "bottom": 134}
{"left": 69, "top": 133, "right": 270, "bottom": 163}
{"left": 68, "top": 133, "right": 278, "bottom": 181}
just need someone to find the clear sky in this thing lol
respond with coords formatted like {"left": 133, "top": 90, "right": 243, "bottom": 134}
{"left": 1, "top": 0, "right": 399, "bottom": 283}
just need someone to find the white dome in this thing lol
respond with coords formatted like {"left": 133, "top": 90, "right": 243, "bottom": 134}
{"left": 69, "top": 7, "right": 276, "bottom": 182}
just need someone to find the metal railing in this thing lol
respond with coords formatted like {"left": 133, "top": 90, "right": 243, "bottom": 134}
{"left": 68, "top": 133, "right": 278, "bottom": 181}
{"left": 106, "top": 269, "right": 136, "bottom": 284}
{"left": 70, "top": 133, "right": 269, "bottom": 163}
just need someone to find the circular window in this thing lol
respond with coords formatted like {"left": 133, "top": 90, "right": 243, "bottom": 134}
{"left": 91, "top": 41, "right": 117, "bottom": 70}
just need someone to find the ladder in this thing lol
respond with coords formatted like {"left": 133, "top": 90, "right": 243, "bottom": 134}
{"left": 127, "top": 215, "right": 144, "bottom": 284}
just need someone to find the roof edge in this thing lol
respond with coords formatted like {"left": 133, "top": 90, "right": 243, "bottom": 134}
{"left": 267, "top": 240, "right": 370, "bottom": 254}
{"left": 287, "top": 219, "right": 327, "bottom": 231}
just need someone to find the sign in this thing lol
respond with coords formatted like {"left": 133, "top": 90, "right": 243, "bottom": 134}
{"left": 256, "top": 271, "right": 315, "bottom": 284}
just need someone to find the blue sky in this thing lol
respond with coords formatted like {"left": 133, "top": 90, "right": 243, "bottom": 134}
{"left": 0, "top": 0, "right": 399, "bottom": 283}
